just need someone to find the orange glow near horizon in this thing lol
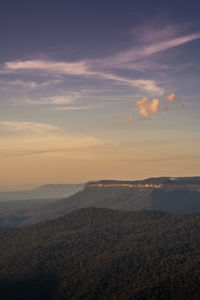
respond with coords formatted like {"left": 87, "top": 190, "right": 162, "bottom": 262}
{"left": 86, "top": 183, "right": 162, "bottom": 189}
{"left": 0, "top": 121, "right": 200, "bottom": 190}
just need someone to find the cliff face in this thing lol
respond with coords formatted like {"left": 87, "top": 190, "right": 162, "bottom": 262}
{"left": 85, "top": 178, "right": 200, "bottom": 192}
{"left": 85, "top": 183, "right": 162, "bottom": 189}
{"left": 83, "top": 179, "right": 200, "bottom": 214}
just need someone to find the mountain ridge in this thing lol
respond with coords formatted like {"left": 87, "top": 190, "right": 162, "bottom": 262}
{"left": 1, "top": 176, "right": 200, "bottom": 228}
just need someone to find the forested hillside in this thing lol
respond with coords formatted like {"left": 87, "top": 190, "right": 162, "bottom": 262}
{"left": 0, "top": 208, "right": 200, "bottom": 299}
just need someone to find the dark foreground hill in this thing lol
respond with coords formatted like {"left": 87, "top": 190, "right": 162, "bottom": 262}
{"left": 0, "top": 208, "right": 200, "bottom": 300}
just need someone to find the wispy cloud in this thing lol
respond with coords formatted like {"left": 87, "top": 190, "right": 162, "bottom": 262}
{"left": 101, "top": 32, "right": 200, "bottom": 68}
{"left": 0, "top": 121, "right": 117, "bottom": 157}
{"left": 2, "top": 25, "right": 200, "bottom": 98}
{"left": 0, "top": 146, "right": 104, "bottom": 157}
{"left": 15, "top": 91, "right": 98, "bottom": 110}
{"left": 0, "top": 80, "right": 39, "bottom": 89}
{"left": 0, "top": 79, "right": 62, "bottom": 89}
{"left": 0, "top": 121, "right": 61, "bottom": 134}
{"left": 55, "top": 105, "right": 96, "bottom": 110}
{"left": 5, "top": 60, "right": 92, "bottom": 76}
{"left": 98, "top": 72, "right": 164, "bottom": 95}
{"left": 147, "top": 155, "right": 200, "bottom": 162}
{"left": 4, "top": 59, "right": 164, "bottom": 94}
{"left": 22, "top": 92, "right": 80, "bottom": 105}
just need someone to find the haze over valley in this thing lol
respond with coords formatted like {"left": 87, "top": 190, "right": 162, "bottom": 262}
{"left": 1, "top": 176, "right": 200, "bottom": 228}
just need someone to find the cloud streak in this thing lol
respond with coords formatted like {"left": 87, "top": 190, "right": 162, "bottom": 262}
{"left": 22, "top": 92, "right": 80, "bottom": 105}
{"left": 2, "top": 25, "right": 200, "bottom": 99}
{"left": 146, "top": 155, "right": 200, "bottom": 162}
{"left": 99, "top": 31, "right": 200, "bottom": 68}
{"left": 0, "top": 121, "right": 60, "bottom": 134}
{"left": 98, "top": 72, "right": 164, "bottom": 95}
{"left": 0, "top": 79, "right": 62, "bottom": 89}
{"left": 1, "top": 146, "right": 105, "bottom": 157}
{"left": 0, "top": 121, "right": 117, "bottom": 158}
{"left": 55, "top": 105, "right": 96, "bottom": 111}
{"left": 5, "top": 60, "right": 92, "bottom": 76}
{"left": 16, "top": 92, "right": 99, "bottom": 110}
{"left": 4, "top": 59, "right": 164, "bottom": 95}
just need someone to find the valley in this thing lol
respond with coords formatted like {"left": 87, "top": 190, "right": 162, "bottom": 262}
{"left": 0, "top": 177, "right": 200, "bottom": 228}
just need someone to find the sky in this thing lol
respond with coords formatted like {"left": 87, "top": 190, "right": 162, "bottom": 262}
{"left": 0, "top": 0, "right": 200, "bottom": 190}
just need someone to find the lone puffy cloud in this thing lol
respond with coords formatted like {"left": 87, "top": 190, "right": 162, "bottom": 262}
{"left": 166, "top": 93, "right": 176, "bottom": 102}
{"left": 136, "top": 97, "right": 160, "bottom": 117}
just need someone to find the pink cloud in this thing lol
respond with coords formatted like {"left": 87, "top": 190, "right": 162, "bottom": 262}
{"left": 5, "top": 60, "right": 92, "bottom": 76}
{"left": 115, "top": 112, "right": 134, "bottom": 122}
{"left": 166, "top": 93, "right": 176, "bottom": 102}
{"left": 5, "top": 59, "right": 164, "bottom": 95}
{"left": 3, "top": 26, "right": 200, "bottom": 97}
{"left": 136, "top": 97, "right": 160, "bottom": 117}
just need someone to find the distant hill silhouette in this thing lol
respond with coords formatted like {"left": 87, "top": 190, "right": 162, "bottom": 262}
{"left": 0, "top": 183, "right": 84, "bottom": 202}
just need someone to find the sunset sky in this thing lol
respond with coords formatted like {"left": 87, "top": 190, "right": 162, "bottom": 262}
{"left": 1, "top": 0, "right": 200, "bottom": 190}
